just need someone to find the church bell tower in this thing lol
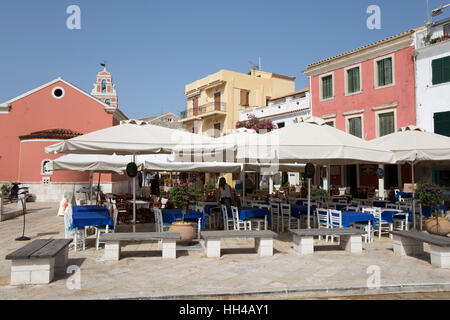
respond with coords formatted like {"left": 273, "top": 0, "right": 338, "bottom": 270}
{"left": 91, "top": 65, "right": 118, "bottom": 108}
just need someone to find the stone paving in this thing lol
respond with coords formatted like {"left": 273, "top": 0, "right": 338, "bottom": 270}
{"left": 0, "top": 202, "right": 450, "bottom": 300}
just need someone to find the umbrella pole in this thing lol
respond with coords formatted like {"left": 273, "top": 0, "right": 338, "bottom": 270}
{"left": 412, "top": 162, "right": 416, "bottom": 231}
{"left": 89, "top": 170, "right": 93, "bottom": 204}
{"left": 307, "top": 178, "right": 311, "bottom": 229}
{"left": 97, "top": 172, "right": 101, "bottom": 204}
{"left": 133, "top": 154, "right": 136, "bottom": 233}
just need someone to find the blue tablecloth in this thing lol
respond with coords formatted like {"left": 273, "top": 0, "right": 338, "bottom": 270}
{"left": 338, "top": 211, "right": 376, "bottom": 228}
{"left": 235, "top": 207, "right": 271, "bottom": 223}
{"left": 396, "top": 192, "right": 413, "bottom": 199}
{"left": 204, "top": 204, "right": 219, "bottom": 215}
{"left": 421, "top": 205, "right": 447, "bottom": 218}
{"left": 162, "top": 209, "right": 205, "bottom": 228}
{"left": 71, "top": 205, "right": 113, "bottom": 229}
{"left": 290, "top": 205, "right": 317, "bottom": 219}
{"left": 373, "top": 200, "right": 389, "bottom": 208}
{"left": 380, "top": 210, "right": 412, "bottom": 223}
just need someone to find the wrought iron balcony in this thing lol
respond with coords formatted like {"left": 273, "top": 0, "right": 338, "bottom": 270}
{"left": 180, "top": 102, "right": 227, "bottom": 120}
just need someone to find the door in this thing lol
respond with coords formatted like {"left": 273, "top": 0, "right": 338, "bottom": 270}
{"left": 193, "top": 97, "right": 198, "bottom": 116}
{"left": 214, "top": 92, "right": 221, "bottom": 111}
{"left": 346, "top": 165, "right": 357, "bottom": 192}
{"left": 384, "top": 165, "right": 398, "bottom": 188}
{"left": 213, "top": 123, "right": 221, "bottom": 138}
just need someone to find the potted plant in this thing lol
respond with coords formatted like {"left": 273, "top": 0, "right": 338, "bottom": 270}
{"left": 167, "top": 183, "right": 203, "bottom": 244}
{"left": 415, "top": 183, "right": 450, "bottom": 236}
{"left": 1, "top": 184, "right": 11, "bottom": 198}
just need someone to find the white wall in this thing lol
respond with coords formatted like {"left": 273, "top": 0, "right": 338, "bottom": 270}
{"left": 415, "top": 30, "right": 450, "bottom": 132}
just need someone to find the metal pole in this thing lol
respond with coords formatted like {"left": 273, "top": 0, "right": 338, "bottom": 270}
{"left": 412, "top": 162, "right": 416, "bottom": 231}
{"left": 133, "top": 154, "right": 136, "bottom": 233}
{"left": 307, "top": 178, "right": 311, "bottom": 229}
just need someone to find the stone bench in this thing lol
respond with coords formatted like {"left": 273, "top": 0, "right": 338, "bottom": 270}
{"left": 99, "top": 232, "right": 181, "bottom": 260}
{"left": 5, "top": 239, "right": 72, "bottom": 285}
{"left": 390, "top": 230, "right": 450, "bottom": 268}
{"left": 290, "top": 228, "right": 365, "bottom": 255}
{"left": 200, "top": 230, "right": 277, "bottom": 257}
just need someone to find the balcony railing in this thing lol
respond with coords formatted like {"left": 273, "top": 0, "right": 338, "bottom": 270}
{"left": 180, "top": 102, "right": 227, "bottom": 119}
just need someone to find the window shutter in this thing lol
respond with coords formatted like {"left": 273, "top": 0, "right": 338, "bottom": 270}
{"left": 379, "top": 112, "right": 394, "bottom": 137}
{"left": 377, "top": 59, "right": 384, "bottom": 86}
{"left": 432, "top": 58, "right": 443, "bottom": 85}
{"left": 384, "top": 58, "right": 392, "bottom": 85}
{"left": 240, "top": 90, "right": 249, "bottom": 106}
{"left": 442, "top": 56, "right": 450, "bottom": 84}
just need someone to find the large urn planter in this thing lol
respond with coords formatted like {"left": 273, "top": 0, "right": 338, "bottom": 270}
{"left": 168, "top": 220, "right": 194, "bottom": 245}
{"left": 425, "top": 217, "right": 450, "bottom": 236}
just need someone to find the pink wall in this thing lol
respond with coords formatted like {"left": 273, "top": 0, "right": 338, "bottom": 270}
{"left": 311, "top": 46, "right": 416, "bottom": 140}
{"left": 0, "top": 80, "right": 115, "bottom": 182}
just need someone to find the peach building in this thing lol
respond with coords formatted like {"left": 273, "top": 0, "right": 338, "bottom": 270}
{"left": 303, "top": 29, "right": 420, "bottom": 191}
{"left": 0, "top": 69, "right": 128, "bottom": 201}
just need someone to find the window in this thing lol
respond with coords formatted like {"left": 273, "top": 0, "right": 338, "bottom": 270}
{"left": 213, "top": 123, "right": 221, "bottom": 138}
{"left": 52, "top": 87, "right": 65, "bottom": 99}
{"left": 101, "top": 80, "right": 107, "bottom": 93}
{"left": 192, "top": 97, "right": 198, "bottom": 116}
{"left": 348, "top": 117, "right": 362, "bottom": 138}
{"left": 240, "top": 89, "right": 249, "bottom": 106}
{"left": 376, "top": 57, "right": 393, "bottom": 87}
{"left": 321, "top": 75, "right": 333, "bottom": 99}
{"left": 378, "top": 112, "right": 395, "bottom": 137}
{"left": 277, "top": 122, "right": 285, "bottom": 128}
{"left": 325, "top": 120, "right": 335, "bottom": 127}
{"left": 346, "top": 66, "right": 361, "bottom": 94}
{"left": 41, "top": 159, "right": 53, "bottom": 175}
{"left": 444, "top": 23, "right": 450, "bottom": 37}
{"left": 432, "top": 56, "right": 450, "bottom": 85}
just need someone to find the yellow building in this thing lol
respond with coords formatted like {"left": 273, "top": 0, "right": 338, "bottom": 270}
{"left": 181, "top": 69, "right": 296, "bottom": 137}
{"left": 181, "top": 69, "right": 296, "bottom": 188}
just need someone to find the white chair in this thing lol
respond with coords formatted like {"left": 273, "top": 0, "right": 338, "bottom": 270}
{"left": 154, "top": 207, "right": 171, "bottom": 232}
{"left": 329, "top": 209, "right": 343, "bottom": 244}
{"left": 231, "top": 206, "right": 251, "bottom": 230}
{"left": 352, "top": 208, "right": 375, "bottom": 243}
{"left": 248, "top": 204, "right": 269, "bottom": 231}
{"left": 316, "top": 208, "right": 330, "bottom": 242}
{"left": 338, "top": 187, "right": 346, "bottom": 196}
{"left": 372, "top": 208, "right": 393, "bottom": 239}
{"left": 270, "top": 202, "right": 281, "bottom": 231}
{"left": 280, "top": 203, "right": 299, "bottom": 231}
{"left": 160, "top": 198, "right": 168, "bottom": 209}
{"left": 64, "top": 205, "right": 86, "bottom": 252}
{"left": 221, "top": 205, "right": 234, "bottom": 231}
{"left": 95, "top": 204, "right": 119, "bottom": 250}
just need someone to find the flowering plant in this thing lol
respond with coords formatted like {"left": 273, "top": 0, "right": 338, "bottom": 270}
{"left": 168, "top": 183, "right": 203, "bottom": 220}
{"left": 236, "top": 114, "right": 277, "bottom": 133}
{"left": 415, "top": 183, "right": 444, "bottom": 217}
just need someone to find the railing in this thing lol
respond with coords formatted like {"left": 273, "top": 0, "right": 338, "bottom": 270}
{"left": 180, "top": 102, "right": 227, "bottom": 119}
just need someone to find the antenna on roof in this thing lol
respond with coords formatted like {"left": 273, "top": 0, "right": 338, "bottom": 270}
{"left": 249, "top": 57, "right": 262, "bottom": 71}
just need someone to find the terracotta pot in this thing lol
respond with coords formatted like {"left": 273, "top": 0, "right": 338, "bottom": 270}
{"left": 425, "top": 217, "right": 450, "bottom": 236}
{"left": 168, "top": 221, "right": 194, "bottom": 245}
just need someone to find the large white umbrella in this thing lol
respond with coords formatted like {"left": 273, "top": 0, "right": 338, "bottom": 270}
{"left": 369, "top": 125, "right": 450, "bottom": 229}
{"left": 45, "top": 120, "right": 217, "bottom": 232}
{"left": 45, "top": 120, "right": 216, "bottom": 155}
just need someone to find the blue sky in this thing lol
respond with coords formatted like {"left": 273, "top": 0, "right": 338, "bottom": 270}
{"left": 0, "top": 0, "right": 449, "bottom": 119}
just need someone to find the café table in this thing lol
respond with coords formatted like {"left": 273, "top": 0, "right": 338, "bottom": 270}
{"left": 338, "top": 211, "right": 377, "bottom": 228}
{"left": 162, "top": 209, "right": 205, "bottom": 228}
{"left": 238, "top": 206, "right": 271, "bottom": 224}
{"left": 71, "top": 205, "right": 113, "bottom": 251}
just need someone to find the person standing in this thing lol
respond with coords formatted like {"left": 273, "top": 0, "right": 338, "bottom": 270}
{"left": 217, "top": 177, "right": 234, "bottom": 207}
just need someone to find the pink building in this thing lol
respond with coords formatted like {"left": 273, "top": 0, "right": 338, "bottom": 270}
{"left": 0, "top": 69, "right": 128, "bottom": 201}
{"left": 303, "top": 29, "right": 418, "bottom": 191}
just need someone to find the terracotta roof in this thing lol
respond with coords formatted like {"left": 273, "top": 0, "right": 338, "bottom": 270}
{"left": 19, "top": 129, "right": 83, "bottom": 140}
{"left": 268, "top": 88, "right": 309, "bottom": 101}
{"left": 305, "top": 28, "right": 422, "bottom": 70}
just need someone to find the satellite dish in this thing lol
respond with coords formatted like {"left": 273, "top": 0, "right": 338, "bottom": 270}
{"left": 126, "top": 162, "right": 138, "bottom": 178}
{"left": 304, "top": 163, "right": 315, "bottom": 179}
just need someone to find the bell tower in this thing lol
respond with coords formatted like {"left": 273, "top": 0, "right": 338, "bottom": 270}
{"left": 91, "top": 65, "right": 118, "bottom": 108}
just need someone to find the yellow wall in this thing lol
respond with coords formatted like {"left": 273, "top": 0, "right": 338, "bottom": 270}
{"left": 183, "top": 69, "right": 295, "bottom": 136}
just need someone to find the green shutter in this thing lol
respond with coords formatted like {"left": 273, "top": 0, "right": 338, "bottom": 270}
{"left": 433, "top": 56, "right": 450, "bottom": 85}
{"left": 379, "top": 112, "right": 394, "bottom": 137}
{"left": 384, "top": 58, "right": 393, "bottom": 85}
{"left": 377, "top": 58, "right": 393, "bottom": 87}
{"left": 434, "top": 111, "right": 450, "bottom": 137}
{"left": 322, "top": 75, "right": 332, "bottom": 99}
{"left": 347, "top": 67, "right": 360, "bottom": 93}
{"left": 349, "top": 117, "right": 362, "bottom": 138}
